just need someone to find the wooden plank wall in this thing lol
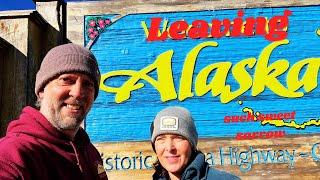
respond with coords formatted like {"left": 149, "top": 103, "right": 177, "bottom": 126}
{"left": 0, "top": 38, "right": 8, "bottom": 136}
{"left": 0, "top": 17, "right": 29, "bottom": 136}
{"left": 0, "top": 11, "right": 55, "bottom": 136}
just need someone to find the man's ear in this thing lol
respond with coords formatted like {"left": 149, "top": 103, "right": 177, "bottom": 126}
{"left": 38, "top": 91, "right": 44, "bottom": 99}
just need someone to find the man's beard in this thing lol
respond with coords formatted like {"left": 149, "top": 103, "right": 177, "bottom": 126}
{"left": 41, "top": 98, "right": 88, "bottom": 131}
{"left": 51, "top": 108, "right": 84, "bottom": 131}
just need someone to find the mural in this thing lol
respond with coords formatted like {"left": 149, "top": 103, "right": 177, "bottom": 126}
{"left": 84, "top": 5, "right": 320, "bottom": 177}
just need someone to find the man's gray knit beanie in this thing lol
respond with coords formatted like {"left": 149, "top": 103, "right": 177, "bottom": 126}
{"left": 151, "top": 106, "right": 198, "bottom": 150}
{"left": 35, "top": 43, "right": 101, "bottom": 99}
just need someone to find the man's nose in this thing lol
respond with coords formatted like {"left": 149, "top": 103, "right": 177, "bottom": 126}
{"left": 69, "top": 81, "right": 85, "bottom": 99}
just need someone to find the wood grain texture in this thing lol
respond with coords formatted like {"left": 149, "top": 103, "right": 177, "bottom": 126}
{"left": 0, "top": 18, "right": 28, "bottom": 54}
{"left": 84, "top": 6, "right": 320, "bottom": 142}
{"left": 66, "top": 0, "right": 320, "bottom": 45}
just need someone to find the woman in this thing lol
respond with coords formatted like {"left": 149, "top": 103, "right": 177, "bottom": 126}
{"left": 150, "top": 106, "right": 240, "bottom": 180}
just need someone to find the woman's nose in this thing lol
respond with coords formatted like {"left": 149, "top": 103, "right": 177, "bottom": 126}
{"left": 164, "top": 139, "right": 176, "bottom": 151}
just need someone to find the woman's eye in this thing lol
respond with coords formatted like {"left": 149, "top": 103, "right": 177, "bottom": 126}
{"left": 156, "top": 138, "right": 163, "bottom": 141}
{"left": 174, "top": 136, "right": 185, "bottom": 141}
{"left": 156, "top": 137, "right": 165, "bottom": 142}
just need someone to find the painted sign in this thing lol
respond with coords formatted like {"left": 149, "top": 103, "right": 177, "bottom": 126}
{"left": 84, "top": 5, "right": 320, "bottom": 178}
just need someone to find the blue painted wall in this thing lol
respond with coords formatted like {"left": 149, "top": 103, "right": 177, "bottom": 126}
{"left": 84, "top": 6, "right": 320, "bottom": 142}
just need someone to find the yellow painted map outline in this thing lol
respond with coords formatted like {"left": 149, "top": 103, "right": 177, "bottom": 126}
{"left": 242, "top": 105, "right": 320, "bottom": 130}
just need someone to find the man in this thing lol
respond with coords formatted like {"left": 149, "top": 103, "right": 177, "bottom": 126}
{"left": 0, "top": 44, "right": 108, "bottom": 179}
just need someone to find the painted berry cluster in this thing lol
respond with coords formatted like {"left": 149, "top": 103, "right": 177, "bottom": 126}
{"left": 86, "top": 18, "right": 111, "bottom": 40}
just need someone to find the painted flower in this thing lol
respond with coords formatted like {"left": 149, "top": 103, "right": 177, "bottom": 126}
{"left": 93, "top": 30, "right": 99, "bottom": 35}
{"left": 98, "top": 19, "right": 105, "bottom": 25}
{"left": 105, "top": 19, "right": 111, "bottom": 25}
{"left": 88, "top": 28, "right": 94, "bottom": 33}
{"left": 99, "top": 24, "right": 105, "bottom": 29}
{"left": 89, "top": 33, "right": 96, "bottom": 39}
{"left": 89, "top": 20, "right": 96, "bottom": 27}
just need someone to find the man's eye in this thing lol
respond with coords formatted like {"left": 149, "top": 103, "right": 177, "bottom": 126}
{"left": 84, "top": 81, "right": 94, "bottom": 88}
{"left": 58, "top": 77, "right": 74, "bottom": 85}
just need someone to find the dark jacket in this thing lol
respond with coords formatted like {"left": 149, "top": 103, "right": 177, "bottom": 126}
{"left": 153, "top": 152, "right": 240, "bottom": 180}
{"left": 0, "top": 106, "right": 107, "bottom": 180}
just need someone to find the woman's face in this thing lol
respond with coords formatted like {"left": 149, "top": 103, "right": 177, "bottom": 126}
{"left": 154, "top": 134, "right": 192, "bottom": 175}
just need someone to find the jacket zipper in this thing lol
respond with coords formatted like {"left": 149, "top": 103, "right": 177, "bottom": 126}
{"left": 70, "top": 141, "right": 83, "bottom": 172}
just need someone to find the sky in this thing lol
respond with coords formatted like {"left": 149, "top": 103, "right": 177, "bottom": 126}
{"left": 0, "top": 0, "right": 35, "bottom": 11}
{"left": 0, "top": 0, "right": 95, "bottom": 11}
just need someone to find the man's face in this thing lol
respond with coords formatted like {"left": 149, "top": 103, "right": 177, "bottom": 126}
{"left": 39, "top": 73, "right": 95, "bottom": 132}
